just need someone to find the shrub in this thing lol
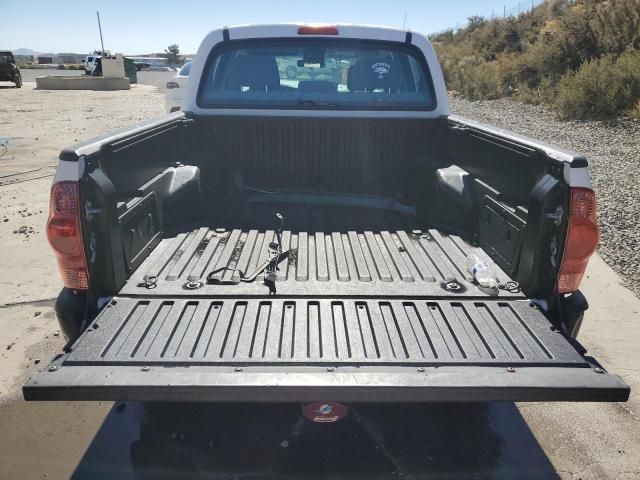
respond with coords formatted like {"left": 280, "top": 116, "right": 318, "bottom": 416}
{"left": 592, "top": 0, "right": 640, "bottom": 54}
{"left": 432, "top": 0, "right": 640, "bottom": 119}
{"left": 629, "top": 100, "right": 640, "bottom": 120}
{"left": 555, "top": 49, "right": 640, "bottom": 119}
{"left": 57, "top": 64, "right": 66, "bottom": 70}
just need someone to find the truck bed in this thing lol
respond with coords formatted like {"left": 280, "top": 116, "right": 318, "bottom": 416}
{"left": 24, "top": 202, "right": 629, "bottom": 402}
{"left": 123, "top": 202, "right": 522, "bottom": 298}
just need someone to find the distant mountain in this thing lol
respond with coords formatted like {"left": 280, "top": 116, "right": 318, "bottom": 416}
{"left": 12, "top": 48, "right": 40, "bottom": 56}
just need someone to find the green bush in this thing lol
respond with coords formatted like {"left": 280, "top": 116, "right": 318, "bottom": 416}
{"left": 556, "top": 49, "right": 640, "bottom": 119}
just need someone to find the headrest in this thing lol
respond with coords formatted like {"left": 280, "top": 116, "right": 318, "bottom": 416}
{"left": 347, "top": 58, "right": 403, "bottom": 92}
{"left": 225, "top": 55, "right": 280, "bottom": 91}
{"left": 297, "top": 80, "right": 338, "bottom": 93}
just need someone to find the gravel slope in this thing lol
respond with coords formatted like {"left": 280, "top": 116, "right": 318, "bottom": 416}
{"left": 449, "top": 96, "right": 640, "bottom": 296}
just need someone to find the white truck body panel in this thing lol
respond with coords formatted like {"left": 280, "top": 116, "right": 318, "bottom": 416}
{"left": 181, "top": 24, "right": 450, "bottom": 118}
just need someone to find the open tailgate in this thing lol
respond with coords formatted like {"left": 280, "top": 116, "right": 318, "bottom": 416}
{"left": 23, "top": 296, "right": 629, "bottom": 402}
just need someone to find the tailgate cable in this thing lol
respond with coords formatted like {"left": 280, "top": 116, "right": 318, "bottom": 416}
{"left": 205, "top": 250, "right": 289, "bottom": 288}
{"left": 206, "top": 213, "right": 287, "bottom": 295}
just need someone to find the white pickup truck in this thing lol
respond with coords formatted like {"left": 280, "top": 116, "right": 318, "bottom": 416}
{"left": 24, "top": 24, "right": 629, "bottom": 406}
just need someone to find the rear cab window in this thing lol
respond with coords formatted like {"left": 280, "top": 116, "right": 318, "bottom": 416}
{"left": 197, "top": 39, "right": 436, "bottom": 110}
{"left": 0, "top": 53, "right": 15, "bottom": 64}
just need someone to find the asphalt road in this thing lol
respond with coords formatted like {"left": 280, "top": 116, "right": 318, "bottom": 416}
{"left": 0, "top": 79, "right": 637, "bottom": 480}
{"left": 2, "top": 401, "right": 560, "bottom": 480}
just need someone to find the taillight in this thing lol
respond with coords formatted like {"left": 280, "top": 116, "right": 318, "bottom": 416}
{"left": 170, "top": 106, "right": 181, "bottom": 113}
{"left": 297, "top": 24, "right": 339, "bottom": 35}
{"left": 556, "top": 188, "right": 599, "bottom": 293}
{"left": 46, "top": 181, "right": 89, "bottom": 290}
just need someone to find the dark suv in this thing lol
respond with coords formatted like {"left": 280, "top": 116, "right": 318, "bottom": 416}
{"left": 0, "top": 51, "right": 22, "bottom": 88}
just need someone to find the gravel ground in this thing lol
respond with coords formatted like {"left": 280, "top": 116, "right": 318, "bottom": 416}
{"left": 450, "top": 95, "right": 640, "bottom": 297}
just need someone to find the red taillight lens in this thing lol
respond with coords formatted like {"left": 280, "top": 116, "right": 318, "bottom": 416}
{"left": 556, "top": 188, "right": 599, "bottom": 293}
{"left": 46, "top": 181, "right": 89, "bottom": 290}
{"left": 297, "top": 25, "right": 339, "bottom": 35}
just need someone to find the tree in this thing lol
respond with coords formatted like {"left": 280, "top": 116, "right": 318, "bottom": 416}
{"left": 467, "top": 15, "right": 487, "bottom": 32}
{"left": 165, "top": 44, "right": 183, "bottom": 66}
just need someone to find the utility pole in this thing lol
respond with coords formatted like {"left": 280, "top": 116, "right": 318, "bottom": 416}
{"left": 96, "top": 11, "right": 105, "bottom": 55}
{"left": 504, "top": 5, "right": 506, "bottom": 18}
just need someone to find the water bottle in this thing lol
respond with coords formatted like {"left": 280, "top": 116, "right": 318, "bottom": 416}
{"left": 466, "top": 254, "right": 498, "bottom": 288}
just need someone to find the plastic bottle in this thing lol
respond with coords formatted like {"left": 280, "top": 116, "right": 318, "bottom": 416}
{"left": 465, "top": 254, "right": 499, "bottom": 288}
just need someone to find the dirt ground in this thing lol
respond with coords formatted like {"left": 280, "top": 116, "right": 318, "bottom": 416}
{"left": 0, "top": 80, "right": 638, "bottom": 479}
{"left": 0, "top": 80, "right": 167, "bottom": 398}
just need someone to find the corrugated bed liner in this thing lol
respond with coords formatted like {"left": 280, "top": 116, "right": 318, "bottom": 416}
{"left": 67, "top": 297, "right": 582, "bottom": 367}
{"left": 123, "top": 199, "right": 521, "bottom": 298}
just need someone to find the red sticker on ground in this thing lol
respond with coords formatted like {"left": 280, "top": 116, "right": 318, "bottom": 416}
{"left": 302, "top": 402, "right": 349, "bottom": 423}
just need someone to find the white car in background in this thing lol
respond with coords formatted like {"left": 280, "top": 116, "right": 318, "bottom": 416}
{"left": 165, "top": 61, "right": 192, "bottom": 112}
{"left": 83, "top": 55, "right": 101, "bottom": 75}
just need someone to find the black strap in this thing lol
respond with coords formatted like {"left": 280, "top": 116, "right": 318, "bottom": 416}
{"left": 405, "top": 31, "right": 412, "bottom": 44}
{"left": 206, "top": 250, "right": 290, "bottom": 285}
{"left": 222, "top": 27, "right": 230, "bottom": 41}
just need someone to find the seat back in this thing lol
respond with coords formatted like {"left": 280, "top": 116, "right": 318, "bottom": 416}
{"left": 224, "top": 55, "right": 280, "bottom": 91}
{"left": 348, "top": 58, "right": 405, "bottom": 92}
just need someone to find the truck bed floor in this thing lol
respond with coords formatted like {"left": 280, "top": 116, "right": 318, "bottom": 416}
{"left": 124, "top": 202, "right": 521, "bottom": 298}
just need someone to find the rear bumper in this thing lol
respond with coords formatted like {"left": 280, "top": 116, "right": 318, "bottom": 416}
{"left": 24, "top": 361, "right": 629, "bottom": 402}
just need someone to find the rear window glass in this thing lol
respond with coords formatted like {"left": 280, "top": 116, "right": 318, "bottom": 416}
{"left": 197, "top": 39, "right": 436, "bottom": 110}
{"left": 0, "top": 53, "right": 15, "bottom": 64}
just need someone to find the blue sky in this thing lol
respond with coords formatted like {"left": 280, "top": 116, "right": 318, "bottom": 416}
{"left": 1, "top": 0, "right": 530, "bottom": 54}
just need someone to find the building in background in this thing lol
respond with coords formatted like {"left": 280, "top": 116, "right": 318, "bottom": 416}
{"left": 14, "top": 54, "right": 34, "bottom": 63}
{"left": 53, "top": 53, "right": 84, "bottom": 64}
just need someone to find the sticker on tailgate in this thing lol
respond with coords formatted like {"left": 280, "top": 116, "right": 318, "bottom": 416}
{"left": 302, "top": 402, "right": 349, "bottom": 423}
